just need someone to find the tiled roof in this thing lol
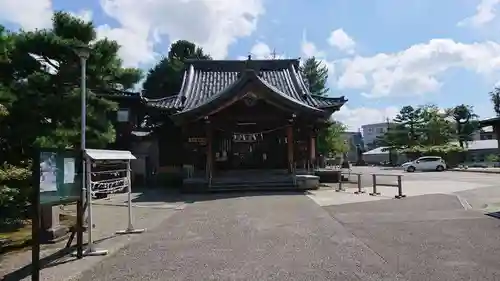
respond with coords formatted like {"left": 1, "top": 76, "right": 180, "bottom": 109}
{"left": 146, "top": 59, "right": 346, "bottom": 114}
{"left": 143, "top": 96, "right": 179, "bottom": 110}
{"left": 480, "top": 117, "right": 500, "bottom": 126}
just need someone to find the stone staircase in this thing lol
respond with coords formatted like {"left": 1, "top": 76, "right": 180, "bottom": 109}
{"left": 208, "top": 169, "right": 298, "bottom": 192}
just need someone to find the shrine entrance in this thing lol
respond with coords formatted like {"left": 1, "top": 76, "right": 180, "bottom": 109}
{"left": 213, "top": 128, "right": 288, "bottom": 171}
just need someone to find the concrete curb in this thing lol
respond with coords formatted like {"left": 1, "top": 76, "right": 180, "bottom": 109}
{"left": 449, "top": 169, "right": 500, "bottom": 174}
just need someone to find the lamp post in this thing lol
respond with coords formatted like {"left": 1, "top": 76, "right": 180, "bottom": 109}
{"left": 73, "top": 45, "right": 90, "bottom": 152}
{"left": 73, "top": 44, "right": 107, "bottom": 256}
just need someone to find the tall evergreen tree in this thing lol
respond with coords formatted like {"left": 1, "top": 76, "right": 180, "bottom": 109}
{"left": 393, "top": 106, "right": 423, "bottom": 147}
{"left": 447, "top": 104, "right": 479, "bottom": 148}
{"left": 300, "top": 57, "right": 329, "bottom": 96}
{"left": 142, "top": 40, "right": 211, "bottom": 99}
{"left": 0, "top": 12, "right": 142, "bottom": 223}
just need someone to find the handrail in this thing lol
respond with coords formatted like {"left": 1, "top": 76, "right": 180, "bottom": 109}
{"left": 370, "top": 173, "right": 406, "bottom": 199}
{"left": 338, "top": 171, "right": 364, "bottom": 194}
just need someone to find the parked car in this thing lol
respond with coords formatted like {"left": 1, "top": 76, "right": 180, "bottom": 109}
{"left": 401, "top": 156, "right": 447, "bottom": 172}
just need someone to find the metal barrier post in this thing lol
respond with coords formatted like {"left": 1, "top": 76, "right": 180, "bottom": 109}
{"left": 369, "top": 174, "right": 380, "bottom": 196}
{"left": 394, "top": 175, "right": 406, "bottom": 199}
{"left": 337, "top": 172, "right": 345, "bottom": 192}
{"left": 354, "top": 174, "right": 365, "bottom": 194}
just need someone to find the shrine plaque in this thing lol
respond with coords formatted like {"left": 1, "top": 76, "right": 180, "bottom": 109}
{"left": 188, "top": 137, "right": 206, "bottom": 144}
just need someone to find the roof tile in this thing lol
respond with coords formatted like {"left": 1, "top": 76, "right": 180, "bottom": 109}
{"left": 146, "top": 59, "right": 346, "bottom": 111}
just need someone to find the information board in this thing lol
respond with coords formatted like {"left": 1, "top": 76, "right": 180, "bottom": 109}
{"left": 36, "top": 149, "right": 82, "bottom": 205}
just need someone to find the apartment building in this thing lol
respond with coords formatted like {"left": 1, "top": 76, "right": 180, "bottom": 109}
{"left": 361, "top": 122, "right": 391, "bottom": 150}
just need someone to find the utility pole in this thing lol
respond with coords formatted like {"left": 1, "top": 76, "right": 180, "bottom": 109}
{"left": 386, "top": 117, "right": 393, "bottom": 166}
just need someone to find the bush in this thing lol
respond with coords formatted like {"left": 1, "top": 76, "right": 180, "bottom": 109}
{"left": 0, "top": 162, "right": 31, "bottom": 226}
{"left": 485, "top": 154, "right": 499, "bottom": 163}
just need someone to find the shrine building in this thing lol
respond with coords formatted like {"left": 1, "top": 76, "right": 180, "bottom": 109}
{"left": 115, "top": 58, "right": 347, "bottom": 191}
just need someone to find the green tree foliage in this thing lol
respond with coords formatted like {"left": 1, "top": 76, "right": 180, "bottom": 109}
{"left": 419, "top": 105, "right": 455, "bottom": 146}
{"left": 489, "top": 87, "right": 500, "bottom": 116}
{"left": 299, "top": 57, "right": 329, "bottom": 96}
{"left": 317, "top": 121, "right": 348, "bottom": 156}
{"left": 142, "top": 40, "right": 211, "bottom": 99}
{"left": 296, "top": 57, "right": 346, "bottom": 157}
{"left": 376, "top": 104, "right": 462, "bottom": 155}
{"left": 393, "top": 105, "right": 423, "bottom": 147}
{"left": 141, "top": 40, "right": 211, "bottom": 130}
{"left": 446, "top": 104, "right": 479, "bottom": 148}
{"left": 485, "top": 154, "right": 499, "bottom": 163}
{"left": 0, "top": 12, "right": 142, "bottom": 223}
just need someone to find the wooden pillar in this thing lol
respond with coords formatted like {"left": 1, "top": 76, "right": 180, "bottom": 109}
{"left": 310, "top": 133, "right": 316, "bottom": 169}
{"left": 205, "top": 119, "right": 213, "bottom": 181}
{"left": 286, "top": 125, "right": 294, "bottom": 173}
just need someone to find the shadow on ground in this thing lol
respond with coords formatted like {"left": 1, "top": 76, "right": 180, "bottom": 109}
{"left": 131, "top": 188, "right": 306, "bottom": 205}
{"left": 2, "top": 235, "right": 115, "bottom": 281}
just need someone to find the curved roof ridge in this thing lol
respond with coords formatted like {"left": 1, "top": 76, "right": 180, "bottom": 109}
{"left": 142, "top": 95, "right": 178, "bottom": 102}
{"left": 255, "top": 75, "right": 322, "bottom": 112}
{"left": 289, "top": 64, "right": 310, "bottom": 96}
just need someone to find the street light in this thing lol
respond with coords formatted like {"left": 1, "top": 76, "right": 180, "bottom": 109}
{"left": 72, "top": 44, "right": 107, "bottom": 256}
{"left": 73, "top": 44, "right": 90, "bottom": 152}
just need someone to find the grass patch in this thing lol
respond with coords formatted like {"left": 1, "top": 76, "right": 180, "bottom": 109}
{"left": 0, "top": 221, "right": 32, "bottom": 254}
{"left": 0, "top": 213, "right": 77, "bottom": 255}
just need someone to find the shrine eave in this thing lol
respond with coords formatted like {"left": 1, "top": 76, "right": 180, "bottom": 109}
{"left": 480, "top": 116, "right": 500, "bottom": 127}
{"left": 143, "top": 58, "right": 347, "bottom": 122}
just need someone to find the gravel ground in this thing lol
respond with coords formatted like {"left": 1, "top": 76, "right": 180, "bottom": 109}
{"left": 76, "top": 192, "right": 403, "bottom": 281}
{"left": 0, "top": 189, "right": 185, "bottom": 281}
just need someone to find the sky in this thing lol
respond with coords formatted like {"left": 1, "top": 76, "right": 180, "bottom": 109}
{"left": 1, "top": 0, "right": 500, "bottom": 131}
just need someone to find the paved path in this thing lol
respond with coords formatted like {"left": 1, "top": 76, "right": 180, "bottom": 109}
{"left": 323, "top": 194, "right": 500, "bottom": 281}
{"left": 76, "top": 193, "right": 403, "bottom": 281}
{"left": 311, "top": 167, "right": 500, "bottom": 208}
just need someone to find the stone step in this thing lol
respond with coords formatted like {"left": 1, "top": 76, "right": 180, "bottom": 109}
{"left": 208, "top": 183, "right": 301, "bottom": 192}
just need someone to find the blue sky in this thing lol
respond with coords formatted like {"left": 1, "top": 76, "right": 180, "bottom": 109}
{"left": 1, "top": 0, "right": 500, "bottom": 130}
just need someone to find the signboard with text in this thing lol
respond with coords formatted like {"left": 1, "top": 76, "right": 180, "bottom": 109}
{"left": 35, "top": 149, "right": 82, "bottom": 205}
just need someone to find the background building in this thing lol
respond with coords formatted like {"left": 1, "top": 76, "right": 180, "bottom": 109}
{"left": 472, "top": 126, "right": 495, "bottom": 140}
{"left": 361, "top": 122, "right": 392, "bottom": 150}
{"left": 341, "top": 131, "right": 364, "bottom": 162}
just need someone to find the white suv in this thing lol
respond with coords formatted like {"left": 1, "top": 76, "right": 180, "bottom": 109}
{"left": 401, "top": 156, "right": 447, "bottom": 172}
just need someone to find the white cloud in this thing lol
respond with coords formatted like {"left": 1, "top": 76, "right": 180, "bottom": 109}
{"left": 301, "top": 31, "right": 326, "bottom": 58}
{"left": 458, "top": 0, "right": 500, "bottom": 27}
{"left": 300, "top": 31, "right": 336, "bottom": 85}
{"left": 334, "top": 105, "right": 399, "bottom": 131}
{"left": 0, "top": 0, "right": 52, "bottom": 30}
{"left": 98, "top": 0, "right": 265, "bottom": 67}
{"left": 236, "top": 41, "right": 285, "bottom": 60}
{"left": 250, "top": 41, "right": 285, "bottom": 59}
{"left": 251, "top": 42, "right": 272, "bottom": 59}
{"left": 336, "top": 39, "right": 500, "bottom": 98}
{"left": 70, "top": 9, "right": 93, "bottom": 22}
{"left": 327, "top": 28, "right": 356, "bottom": 54}
{"left": 96, "top": 24, "right": 157, "bottom": 68}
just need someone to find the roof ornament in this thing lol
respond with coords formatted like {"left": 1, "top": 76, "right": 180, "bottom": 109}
{"left": 245, "top": 54, "right": 252, "bottom": 69}
{"left": 270, "top": 49, "right": 278, "bottom": 59}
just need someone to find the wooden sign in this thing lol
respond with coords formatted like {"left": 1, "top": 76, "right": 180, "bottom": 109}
{"left": 232, "top": 133, "right": 263, "bottom": 142}
{"left": 188, "top": 137, "right": 206, "bottom": 144}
